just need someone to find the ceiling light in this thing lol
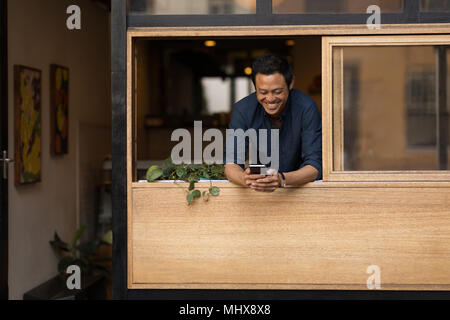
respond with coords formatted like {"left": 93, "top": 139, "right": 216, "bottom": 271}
{"left": 204, "top": 40, "right": 216, "bottom": 47}
{"left": 285, "top": 40, "right": 295, "bottom": 46}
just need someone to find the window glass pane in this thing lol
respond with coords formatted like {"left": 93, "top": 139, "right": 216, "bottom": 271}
{"left": 274, "top": 0, "right": 403, "bottom": 13}
{"left": 333, "top": 46, "right": 450, "bottom": 171}
{"left": 128, "top": 0, "right": 256, "bottom": 14}
{"left": 420, "top": 0, "right": 450, "bottom": 12}
{"left": 202, "top": 77, "right": 231, "bottom": 114}
{"left": 235, "top": 77, "right": 254, "bottom": 102}
{"left": 201, "top": 77, "right": 253, "bottom": 114}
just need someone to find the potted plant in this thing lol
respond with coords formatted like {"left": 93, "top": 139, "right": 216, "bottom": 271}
{"left": 49, "top": 226, "right": 112, "bottom": 279}
{"left": 146, "top": 157, "right": 225, "bottom": 204}
{"left": 23, "top": 227, "right": 112, "bottom": 300}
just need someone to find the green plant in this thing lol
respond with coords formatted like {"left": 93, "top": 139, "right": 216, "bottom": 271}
{"left": 49, "top": 226, "right": 112, "bottom": 277}
{"left": 146, "top": 157, "right": 225, "bottom": 205}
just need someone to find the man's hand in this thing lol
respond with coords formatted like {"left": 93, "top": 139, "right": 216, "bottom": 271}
{"left": 243, "top": 168, "right": 281, "bottom": 192}
{"left": 243, "top": 168, "right": 265, "bottom": 187}
{"left": 225, "top": 163, "right": 318, "bottom": 190}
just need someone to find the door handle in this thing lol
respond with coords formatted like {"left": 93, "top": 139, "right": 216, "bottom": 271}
{"left": 1, "top": 150, "right": 14, "bottom": 179}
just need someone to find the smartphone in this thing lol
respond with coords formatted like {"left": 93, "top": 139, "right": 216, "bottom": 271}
{"left": 249, "top": 164, "right": 266, "bottom": 175}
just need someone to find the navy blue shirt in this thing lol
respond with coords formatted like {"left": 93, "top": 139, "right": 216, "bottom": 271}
{"left": 226, "top": 88, "right": 322, "bottom": 180}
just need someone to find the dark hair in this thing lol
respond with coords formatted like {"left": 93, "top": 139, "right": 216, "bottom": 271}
{"left": 251, "top": 53, "right": 293, "bottom": 87}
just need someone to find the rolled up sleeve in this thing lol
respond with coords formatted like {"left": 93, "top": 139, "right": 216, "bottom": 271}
{"left": 299, "top": 102, "right": 322, "bottom": 180}
{"left": 224, "top": 106, "right": 247, "bottom": 169}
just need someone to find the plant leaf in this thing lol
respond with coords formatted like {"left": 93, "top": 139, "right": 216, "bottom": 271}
{"left": 102, "top": 230, "right": 113, "bottom": 245}
{"left": 176, "top": 166, "right": 187, "bottom": 178}
{"left": 76, "top": 238, "right": 101, "bottom": 259}
{"left": 49, "top": 232, "right": 69, "bottom": 252}
{"left": 162, "top": 157, "right": 174, "bottom": 170}
{"left": 71, "top": 225, "right": 86, "bottom": 251}
{"left": 186, "top": 193, "right": 194, "bottom": 204}
{"left": 192, "top": 190, "right": 201, "bottom": 198}
{"left": 209, "top": 186, "right": 220, "bottom": 196}
{"left": 162, "top": 157, "right": 175, "bottom": 178}
{"left": 146, "top": 165, "right": 163, "bottom": 182}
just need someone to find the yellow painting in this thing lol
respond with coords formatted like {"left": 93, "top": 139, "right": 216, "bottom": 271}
{"left": 50, "top": 64, "right": 69, "bottom": 155}
{"left": 14, "top": 65, "right": 41, "bottom": 186}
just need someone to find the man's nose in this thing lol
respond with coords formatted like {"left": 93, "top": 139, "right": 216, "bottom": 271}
{"left": 266, "top": 94, "right": 275, "bottom": 102}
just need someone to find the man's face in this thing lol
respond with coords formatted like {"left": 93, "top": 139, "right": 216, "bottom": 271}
{"left": 255, "top": 72, "right": 293, "bottom": 119}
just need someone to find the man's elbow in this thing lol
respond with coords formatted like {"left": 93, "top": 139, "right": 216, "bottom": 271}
{"left": 311, "top": 167, "right": 319, "bottom": 181}
{"left": 302, "top": 164, "right": 320, "bottom": 182}
{"left": 225, "top": 163, "right": 247, "bottom": 187}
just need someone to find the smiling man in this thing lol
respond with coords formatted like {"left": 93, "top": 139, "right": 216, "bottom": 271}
{"left": 224, "top": 53, "right": 322, "bottom": 192}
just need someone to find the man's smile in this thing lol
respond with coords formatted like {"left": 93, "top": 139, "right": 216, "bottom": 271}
{"left": 264, "top": 101, "right": 282, "bottom": 111}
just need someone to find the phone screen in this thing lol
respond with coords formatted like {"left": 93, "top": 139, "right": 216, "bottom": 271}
{"left": 249, "top": 165, "right": 266, "bottom": 175}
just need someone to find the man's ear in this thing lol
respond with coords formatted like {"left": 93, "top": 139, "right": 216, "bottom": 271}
{"left": 289, "top": 75, "right": 295, "bottom": 90}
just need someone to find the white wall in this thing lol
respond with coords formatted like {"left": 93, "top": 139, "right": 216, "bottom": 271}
{"left": 7, "top": 0, "right": 111, "bottom": 299}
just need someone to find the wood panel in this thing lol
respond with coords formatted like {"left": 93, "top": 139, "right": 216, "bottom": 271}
{"left": 132, "top": 181, "right": 450, "bottom": 188}
{"left": 322, "top": 37, "right": 333, "bottom": 181}
{"left": 129, "top": 185, "right": 450, "bottom": 290}
{"left": 128, "top": 24, "right": 450, "bottom": 37}
{"left": 127, "top": 32, "right": 133, "bottom": 289}
{"left": 327, "top": 172, "right": 450, "bottom": 182}
{"left": 332, "top": 47, "right": 344, "bottom": 171}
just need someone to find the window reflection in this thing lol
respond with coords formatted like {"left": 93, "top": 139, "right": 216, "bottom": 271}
{"left": 421, "top": 0, "right": 450, "bottom": 11}
{"left": 202, "top": 77, "right": 253, "bottom": 114}
{"left": 274, "top": 0, "right": 403, "bottom": 14}
{"left": 128, "top": 0, "right": 256, "bottom": 14}
{"left": 333, "top": 46, "right": 449, "bottom": 171}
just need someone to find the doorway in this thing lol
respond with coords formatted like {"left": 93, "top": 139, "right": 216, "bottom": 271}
{"left": 0, "top": 0, "right": 8, "bottom": 300}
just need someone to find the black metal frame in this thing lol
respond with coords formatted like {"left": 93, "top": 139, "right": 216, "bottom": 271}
{"left": 0, "top": 0, "right": 8, "bottom": 301}
{"left": 111, "top": 0, "right": 127, "bottom": 300}
{"left": 127, "top": 0, "right": 450, "bottom": 27}
{"left": 112, "top": 0, "right": 450, "bottom": 300}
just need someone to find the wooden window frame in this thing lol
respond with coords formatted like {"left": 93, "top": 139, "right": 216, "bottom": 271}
{"left": 115, "top": 17, "right": 450, "bottom": 298}
{"left": 322, "top": 35, "right": 450, "bottom": 182}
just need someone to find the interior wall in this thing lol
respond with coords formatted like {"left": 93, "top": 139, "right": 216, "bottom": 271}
{"left": 7, "top": 0, "right": 111, "bottom": 299}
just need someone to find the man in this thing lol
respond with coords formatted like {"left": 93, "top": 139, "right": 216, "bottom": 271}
{"left": 224, "top": 53, "right": 322, "bottom": 192}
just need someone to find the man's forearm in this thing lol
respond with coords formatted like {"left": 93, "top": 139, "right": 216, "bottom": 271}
{"left": 224, "top": 163, "right": 246, "bottom": 186}
{"left": 225, "top": 163, "right": 318, "bottom": 188}
{"left": 284, "top": 165, "right": 318, "bottom": 186}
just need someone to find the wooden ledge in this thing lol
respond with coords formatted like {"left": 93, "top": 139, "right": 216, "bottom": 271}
{"left": 132, "top": 180, "right": 450, "bottom": 188}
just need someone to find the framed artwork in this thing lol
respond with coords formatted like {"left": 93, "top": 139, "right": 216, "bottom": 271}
{"left": 50, "top": 64, "right": 69, "bottom": 155}
{"left": 14, "top": 65, "right": 42, "bottom": 186}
